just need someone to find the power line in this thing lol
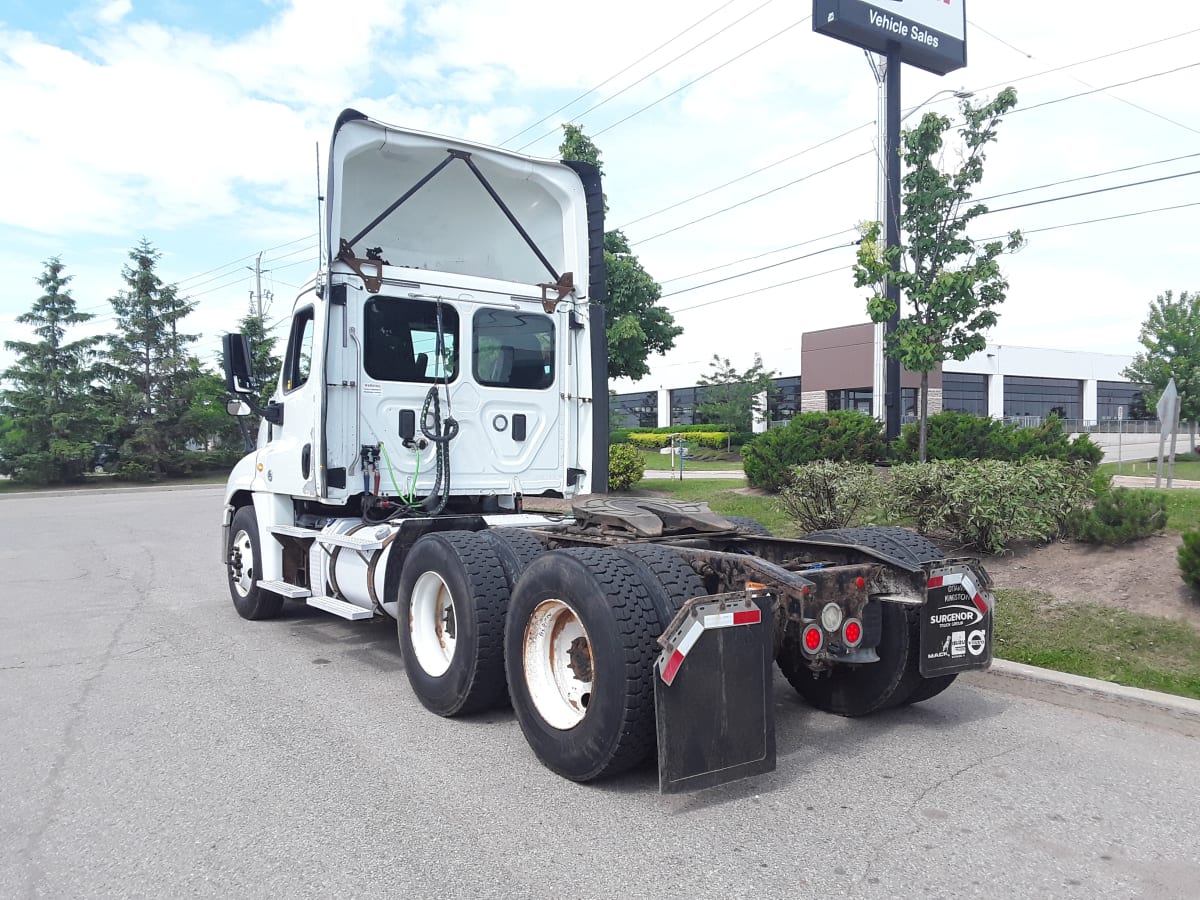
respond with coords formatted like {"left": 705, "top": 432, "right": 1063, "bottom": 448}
{"left": 977, "top": 152, "right": 1200, "bottom": 203}
{"left": 1010, "top": 60, "right": 1200, "bottom": 116}
{"left": 500, "top": 0, "right": 744, "bottom": 147}
{"left": 978, "top": 199, "right": 1200, "bottom": 242}
{"left": 659, "top": 227, "right": 857, "bottom": 283}
{"left": 984, "top": 169, "right": 1200, "bottom": 215}
{"left": 660, "top": 239, "right": 858, "bottom": 299}
{"left": 631, "top": 148, "right": 872, "bottom": 246}
{"left": 671, "top": 264, "right": 853, "bottom": 314}
{"left": 592, "top": 15, "right": 811, "bottom": 140}
{"left": 618, "top": 121, "right": 873, "bottom": 229}
{"left": 176, "top": 233, "right": 316, "bottom": 287}
{"left": 516, "top": 0, "right": 780, "bottom": 151}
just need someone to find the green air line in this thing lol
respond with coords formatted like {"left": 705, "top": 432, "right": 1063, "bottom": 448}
{"left": 410, "top": 447, "right": 421, "bottom": 503}
{"left": 379, "top": 442, "right": 402, "bottom": 497}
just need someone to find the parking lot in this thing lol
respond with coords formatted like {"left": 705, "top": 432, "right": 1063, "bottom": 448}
{"left": 2, "top": 486, "right": 1199, "bottom": 899}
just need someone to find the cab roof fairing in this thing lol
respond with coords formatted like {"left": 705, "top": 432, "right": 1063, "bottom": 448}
{"left": 324, "top": 109, "right": 592, "bottom": 295}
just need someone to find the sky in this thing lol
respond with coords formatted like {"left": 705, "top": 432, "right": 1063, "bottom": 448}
{"left": 2, "top": 0, "right": 1198, "bottom": 392}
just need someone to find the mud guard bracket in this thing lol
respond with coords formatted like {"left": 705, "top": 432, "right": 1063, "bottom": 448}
{"left": 654, "top": 591, "right": 776, "bottom": 793}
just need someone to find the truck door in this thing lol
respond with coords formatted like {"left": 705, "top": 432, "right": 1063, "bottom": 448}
{"left": 258, "top": 303, "right": 320, "bottom": 497}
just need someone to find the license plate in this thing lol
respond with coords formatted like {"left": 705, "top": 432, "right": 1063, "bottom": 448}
{"left": 921, "top": 563, "right": 994, "bottom": 677}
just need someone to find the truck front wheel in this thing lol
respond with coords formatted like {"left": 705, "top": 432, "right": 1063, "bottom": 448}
{"left": 397, "top": 531, "right": 510, "bottom": 717}
{"left": 226, "top": 506, "right": 284, "bottom": 620}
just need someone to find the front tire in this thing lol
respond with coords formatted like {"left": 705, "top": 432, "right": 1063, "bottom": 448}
{"left": 505, "top": 549, "right": 662, "bottom": 782}
{"left": 226, "top": 506, "right": 284, "bottom": 620}
{"left": 397, "top": 531, "right": 510, "bottom": 717}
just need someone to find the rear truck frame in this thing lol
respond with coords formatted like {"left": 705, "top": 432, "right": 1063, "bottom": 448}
{"left": 220, "top": 110, "right": 995, "bottom": 793}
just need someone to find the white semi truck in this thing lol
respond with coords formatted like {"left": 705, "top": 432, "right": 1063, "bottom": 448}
{"left": 221, "top": 109, "right": 995, "bottom": 792}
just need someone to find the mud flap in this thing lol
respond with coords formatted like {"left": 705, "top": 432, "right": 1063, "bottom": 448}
{"left": 654, "top": 593, "right": 776, "bottom": 794}
{"left": 921, "top": 562, "right": 995, "bottom": 677}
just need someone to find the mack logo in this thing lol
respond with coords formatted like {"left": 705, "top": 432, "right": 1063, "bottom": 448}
{"left": 929, "top": 604, "right": 983, "bottom": 627}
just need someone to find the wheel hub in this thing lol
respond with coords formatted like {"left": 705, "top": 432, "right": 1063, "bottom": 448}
{"left": 523, "top": 599, "right": 594, "bottom": 730}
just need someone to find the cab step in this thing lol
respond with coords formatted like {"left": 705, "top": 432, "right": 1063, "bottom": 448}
{"left": 306, "top": 595, "right": 375, "bottom": 620}
{"left": 269, "top": 524, "right": 388, "bottom": 551}
{"left": 256, "top": 579, "right": 311, "bottom": 599}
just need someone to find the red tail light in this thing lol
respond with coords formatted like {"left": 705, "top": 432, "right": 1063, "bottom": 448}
{"left": 802, "top": 624, "right": 823, "bottom": 653}
{"left": 842, "top": 618, "right": 863, "bottom": 649}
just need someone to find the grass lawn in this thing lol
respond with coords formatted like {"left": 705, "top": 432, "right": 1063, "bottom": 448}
{"left": 639, "top": 449, "right": 744, "bottom": 472}
{"left": 1102, "top": 457, "right": 1200, "bottom": 481}
{"left": 636, "top": 477, "right": 797, "bottom": 535}
{"left": 635, "top": 477, "right": 1200, "bottom": 700}
{"left": 995, "top": 589, "right": 1200, "bottom": 700}
{"left": 0, "top": 473, "right": 228, "bottom": 494}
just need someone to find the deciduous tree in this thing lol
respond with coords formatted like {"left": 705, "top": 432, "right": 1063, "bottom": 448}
{"left": 1123, "top": 289, "right": 1200, "bottom": 445}
{"left": 559, "top": 124, "right": 682, "bottom": 381}
{"left": 854, "top": 88, "right": 1023, "bottom": 462}
{"left": 696, "top": 354, "right": 776, "bottom": 436}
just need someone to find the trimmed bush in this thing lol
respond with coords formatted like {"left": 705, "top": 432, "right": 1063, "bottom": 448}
{"left": 608, "top": 443, "right": 644, "bottom": 491}
{"left": 609, "top": 424, "right": 755, "bottom": 447}
{"left": 627, "top": 431, "right": 731, "bottom": 450}
{"left": 778, "top": 461, "right": 877, "bottom": 532}
{"left": 885, "top": 458, "right": 1092, "bottom": 554}
{"left": 1074, "top": 487, "right": 1167, "bottom": 545}
{"left": 742, "top": 411, "right": 886, "bottom": 492}
{"left": 894, "top": 411, "right": 1102, "bottom": 467}
{"left": 1179, "top": 529, "right": 1200, "bottom": 592}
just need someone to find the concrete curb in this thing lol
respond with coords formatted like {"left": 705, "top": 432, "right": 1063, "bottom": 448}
{"left": 965, "top": 658, "right": 1200, "bottom": 737}
{"left": 0, "top": 482, "right": 224, "bottom": 500}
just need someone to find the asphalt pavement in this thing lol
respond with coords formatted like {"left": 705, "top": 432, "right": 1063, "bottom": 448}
{"left": 2, "top": 486, "right": 1199, "bottom": 899}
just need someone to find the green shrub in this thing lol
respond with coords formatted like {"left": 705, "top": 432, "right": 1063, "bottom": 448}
{"left": 1074, "top": 488, "right": 1167, "bottom": 544}
{"left": 609, "top": 424, "right": 754, "bottom": 447}
{"left": 628, "top": 430, "right": 730, "bottom": 450}
{"left": 778, "top": 461, "right": 877, "bottom": 531}
{"left": 895, "top": 411, "right": 1102, "bottom": 467}
{"left": 114, "top": 459, "right": 156, "bottom": 482}
{"left": 885, "top": 458, "right": 1092, "bottom": 553}
{"left": 1179, "top": 529, "right": 1200, "bottom": 592}
{"left": 742, "top": 411, "right": 886, "bottom": 492}
{"left": 610, "top": 428, "right": 633, "bottom": 445}
{"left": 608, "top": 443, "right": 644, "bottom": 491}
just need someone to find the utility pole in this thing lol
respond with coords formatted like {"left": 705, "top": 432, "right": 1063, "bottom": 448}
{"left": 884, "top": 42, "right": 902, "bottom": 442}
{"left": 254, "top": 251, "right": 264, "bottom": 320}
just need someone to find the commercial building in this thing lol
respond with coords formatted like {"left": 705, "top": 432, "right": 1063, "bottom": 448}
{"left": 611, "top": 323, "right": 1145, "bottom": 431}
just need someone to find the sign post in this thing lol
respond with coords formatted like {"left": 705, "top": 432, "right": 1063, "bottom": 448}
{"left": 813, "top": 1, "right": 967, "bottom": 440}
{"left": 1155, "top": 378, "right": 1179, "bottom": 489}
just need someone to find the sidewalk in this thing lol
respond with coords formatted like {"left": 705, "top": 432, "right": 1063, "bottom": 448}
{"left": 641, "top": 468, "right": 746, "bottom": 480}
{"left": 1111, "top": 475, "right": 1200, "bottom": 490}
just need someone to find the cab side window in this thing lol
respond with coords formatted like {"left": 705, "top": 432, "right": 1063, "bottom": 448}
{"left": 283, "top": 307, "right": 315, "bottom": 393}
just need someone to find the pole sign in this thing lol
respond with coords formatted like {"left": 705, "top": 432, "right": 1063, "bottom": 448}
{"left": 813, "top": 0, "right": 967, "bottom": 75}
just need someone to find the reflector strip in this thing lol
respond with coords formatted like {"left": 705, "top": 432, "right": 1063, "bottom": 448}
{"left": 660, "top": 603, "right": 763, "bottom": 686}
{"left": 662, "top": 650, "right": 685, "bottom": 685}
{"left": 733, "top": 609, "right": 761, "bottom": 626}
{"left": 927, "top": 571, "right": 991, "bottom": 613}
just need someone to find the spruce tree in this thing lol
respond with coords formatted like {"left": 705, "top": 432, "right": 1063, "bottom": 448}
{"left": 106, "top": 238, "right": 199, "bottom": 477}
{"left": 0, "top": 258, "right": 103, "bottom": 483}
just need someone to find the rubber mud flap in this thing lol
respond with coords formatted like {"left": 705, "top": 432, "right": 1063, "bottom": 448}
{"left": 655, "top": 596, "right": 776, "bottom": 794}
{"left": 921, "top": 562, "right": 994, "bottom": 677}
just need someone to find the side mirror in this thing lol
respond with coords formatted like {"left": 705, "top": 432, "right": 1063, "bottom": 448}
{"left": 221, "top": 332, "right": 284, "bottom": 426}
{"left": 222, "top": 333, "right": 254, "bottom": 394}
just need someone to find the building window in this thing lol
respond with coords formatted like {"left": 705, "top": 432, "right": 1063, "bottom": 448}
{"left": 364, "top": 297, "right": 459, "bottom": 383}
{"left": 611, "top": 391, "right": 658, "bottom": 429}
{"left": 827, "top": 388, "right": 873, "bottom": 415}
{"left": 1097, "top": 381, "right": 1150, "bottom": 420}
{"left": 943, "top": 372, "right": 988, "bottom": 416}
{"left": 1003, "top": 375, "right": 1081, "bottom": 421}
{"left": 768, "top": 376, "right": 801, "bottom": 424}
{"left": 669, "top": 386, "right": 715, "bottom": 425}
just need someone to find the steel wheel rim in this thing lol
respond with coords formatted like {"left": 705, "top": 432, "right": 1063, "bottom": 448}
{"left": 523, "top": 599, "right": 593, "bottom": 730}
{"left": 410, "top": 571, "right": 457, "bottom": 677}
{"left": 230, "top": 528, "right": 255, "bottom": 598}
